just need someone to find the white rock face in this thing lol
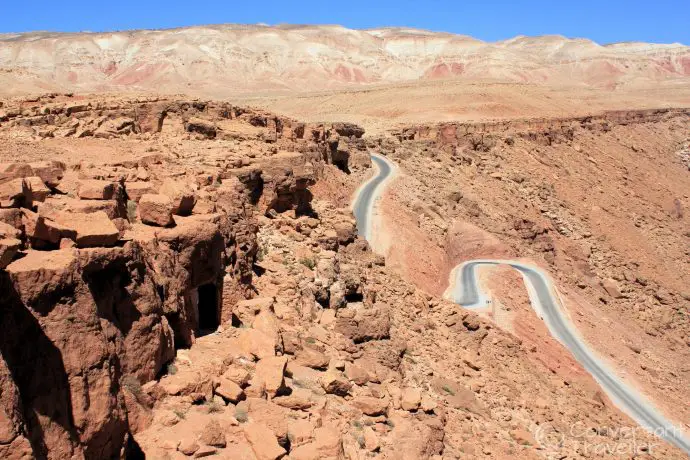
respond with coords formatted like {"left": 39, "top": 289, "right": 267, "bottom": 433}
{"left": 0, "top": 24, "right": 688, "bottom": 95}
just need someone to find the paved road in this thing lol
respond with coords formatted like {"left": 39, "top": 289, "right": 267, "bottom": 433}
{"left": 453, "top": 260, "right": 690, "bottom": 454}
{"left": 352, "top": 153, "right": 393, "bottom": 240}
{"left": 353, "top": 153, "right": 690, "bottom": 455}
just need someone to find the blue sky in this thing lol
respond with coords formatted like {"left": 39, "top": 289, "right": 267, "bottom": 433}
{"left": 2, "top": 0, "right": 688, "bottom": 45}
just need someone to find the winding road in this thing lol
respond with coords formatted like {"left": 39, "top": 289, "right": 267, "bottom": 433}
{"left": 352, "top": 153, "right": 395, "bottom": 240}
{"left": 353, "top": 152, "right": 690, "bottom": 455}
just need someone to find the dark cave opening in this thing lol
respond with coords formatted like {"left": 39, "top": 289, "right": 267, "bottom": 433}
{"left": 197, "top": 283, "right": 219, "bottom": 335}
{"left": 333, "top": 159, "right": 351, "bottom": 174}
{"left": 345, "top": 292, "right": 364, "bottom": 303}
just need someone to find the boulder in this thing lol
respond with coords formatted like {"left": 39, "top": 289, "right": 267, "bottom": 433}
{"left": 289, "top": 425, "right": 343, "bottom": 460}
{"left": 233, "top": 297, "right": 275, "bottom": 326}
{"left": 602, "top": 278, "right": 624, "bottom": 298}
{"left": 29, "top": 161, "right": 66, "bottom": 187}
{"left": 0, "top": 178, "right": 32, "bottom": 208}
{"left": 333, "top": 221, "right": 356, "bottom": 245}
{"left": 25, "top": 177, "right": 51, "bottom": 202}
{"left": 139, "top": 194, "right": 175, "bottom": 227}
{"left": 78, "top": 179, "right": 116, "bottom": 200}
{"left": 230, "top": 328, "right": 277, "bottom": 360}
{"left": 243, "top": 422, "right": 286, "bottom": 460}
{"left": 186, "top": 118, "right": 217, "bottom": 138}
{"left": 287, "top": 418, "right": 315, "bottom": 446}
{"left": 238, "top": 398, "right": 290, "bottom": 444}
{"left": 420, "top": 394, "right": 437, "bottom": 413}
{"left": 352, "top": 396, "right": 388, "bottom": 416}
{"left": 0, "top": 208, "right": 22, "bottom": 229}
{"left": 160, "top": 178, "right": 196, "bottom": 215}
{"left": 273, "top": 388, "right": 313, "bottom": 411}
{"left": 335, "top": 305, "right": 390, "bottom": 343}
{"left": 198, "top": 420, "right": 226, "bottom": 448}
{"left": 42, "top": 195, "right": 127, "bottom": 220}
{"left": 344, "top": 362, "right": 370, "bottom": 386}
{"left": 0, "top": 238, "right": 20, "bottom": 269}
{"left": 331, "top": 123, "right": 365, "bottom": 138}
{"left": 0, "top": 221, "right": 21, "bottom": 240}
{"left": 363, "top": 426, "right": 379, "bottom": 452}
{"left": 215, "top": 378, "right": 244, "bottom": 403}
{"left": 221, "top": 365, "right": 251, "bottom": 387}
{"left": 401, "top": 387, "right": 422, "bottom": 411}
{"left": 432, "top": 378, "right": 486, "bottom": 416}
{"left": 296, "top": 348, "right": 330, "bottom": 370}
{"left": 320, "top": 369, "right": 351, "bottom": 396}
{"left": 94, "top": 117, "right": 136, "bottom": 138}
{"left": 254, "top": 356, "right": 287, "bottom": 398}
{"left": 4, "top": 247, "right": 77, "bottom": 284}
{"left": 193, "top": 445, "right": 217, "bottom": 458}
{"left": 22, "top": 209, "right": 66, "bottom": 246}
{"left": 328, "top": 281, "right": 346, "bottom": 309}
{"left": 125, "top": 181, "right": 155, "bottom": 202}
{"left": 178, "top": 438, "right": 200, "bottom": 455}
{"left": 387, "top": 414, "right": 444, "bottom": 459}
{"left": 0, "top": 163, "right": 33, "bottom": 181}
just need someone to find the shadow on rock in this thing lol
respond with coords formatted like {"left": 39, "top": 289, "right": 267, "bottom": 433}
{"left": 0, "top": 271, "right": 79, "bottom": 459}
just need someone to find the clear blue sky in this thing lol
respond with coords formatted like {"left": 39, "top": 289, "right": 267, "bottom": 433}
{"left": 2, "top": 0, "right": 688, "bottom": 45}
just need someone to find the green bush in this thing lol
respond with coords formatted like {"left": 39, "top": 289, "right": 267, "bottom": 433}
{"left": 205, "top": 400, "right": 224, "bottom": 413}
{"left": 121, "top": 375, "right": 143, "bottom": 401}
{"left": 235, "top": 407, "right": 249, "bottom": 423}
{"left": 299, "top": 257, "right": 316, "bottom": 270}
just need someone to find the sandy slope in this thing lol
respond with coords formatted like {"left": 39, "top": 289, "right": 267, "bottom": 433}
{"left": 238, "top": 79, "right": 690, "bottom": 133}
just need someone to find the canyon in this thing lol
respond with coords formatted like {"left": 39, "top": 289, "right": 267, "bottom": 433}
{"left": 0, "top": 23, "right": 689, "bottom": 460}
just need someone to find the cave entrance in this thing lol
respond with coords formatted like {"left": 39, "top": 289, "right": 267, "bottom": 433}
{"left": 333, "top": 159, "right": 351, "bottom": 174}
{"left": 197, "top": 283, "right": 219, "bottom": 336}
{"left": 345, "top": 292, "right": 363, "bottom": 303}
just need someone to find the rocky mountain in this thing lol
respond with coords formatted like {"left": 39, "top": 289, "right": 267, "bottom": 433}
{"left": 1, "top": 24, "right": 689, "bottom": 96}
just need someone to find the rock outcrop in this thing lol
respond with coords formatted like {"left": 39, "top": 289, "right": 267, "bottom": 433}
{"left": 0, "top": 95, "right": 365, "bottom": 459}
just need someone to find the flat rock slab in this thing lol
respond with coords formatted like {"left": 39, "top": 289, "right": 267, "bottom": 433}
{"left": 125, "top": 182, "right": 155, "bottom": 202}
{"left": 5, "top": 248, "right": 76, "bottom": 274}
{"left": 41, "top": 195, "right": 125, "bottom": 220}
{"left": 51, "top": 211, "right": 120, "bottom": 247}
{"left": 78, "top": 179, "right": 116, "bottom": 200}
{"left": 5, "top": 249, "right": 79, "bottom": 304}
{"left": 29, "top": 161, "right": 66, "bottom": 187}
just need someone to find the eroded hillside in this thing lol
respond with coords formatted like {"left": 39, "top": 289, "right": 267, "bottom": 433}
{"left": 368, "top": 109, "right": 690, "bottom": 445}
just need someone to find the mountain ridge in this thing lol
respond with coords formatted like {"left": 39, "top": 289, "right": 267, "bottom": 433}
{"left": 0, "top": 24, "right": 688, "bottom": 96}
